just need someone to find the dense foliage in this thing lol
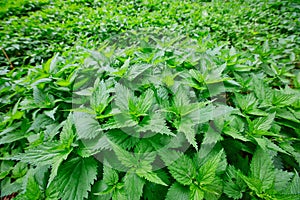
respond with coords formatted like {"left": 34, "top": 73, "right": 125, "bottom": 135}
{"left": 0, "top": 0, "right": 300, "bottom": 200}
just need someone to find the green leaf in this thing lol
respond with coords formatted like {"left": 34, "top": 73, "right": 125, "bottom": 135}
{"left": 115, "top": 83, "right": 131, "bottom": 111}
{"left": 138, "top": 112, "right": 175, "bottom": 136}
{"left": 112, "top": 58, "right": 130, "bottom": 77}
{"left": 90, "top": 81, "right": 112, "bottom": 114}
{"left": 168, "top": 155, "right": 196, "bottom": 186}
{"left": 272, "top": 91, "right": 297, "bottom": 107}
{"left": 11, "top": 162, "right": 27, "bottom": 179}
{"left": 224, "top": 165, "right": 247, "bottom": 199}
{"left": 134, "top": 89, "right": 154, "bottom": 115}
{"left": 112, "top": 186, "right": 127, "bottom": 200}
{"left": 250, "top": 147, "right": 275, "bottom": 192}
{"left": 44, "top": 106, "right": 58, "bottom": 120}
{"left": 0, "top": 177, "right": 23, "bottom": 197}
{"left": 235, "top": 93, "right": 257, "bottom": 111}
{"left": 252, "top": 112, "right": 276, "bottom": 132}
{"left": 288, "top": 172, "right": 300, "bottom": 195}
{"left": 125, "top": 63, "right": 152, "bottom": 81}
{"left": 238, "top": 173, "right": 262, "bottom": 194}
{"left": 13, "top": 141, "right": 72, "bottom": 167}
{"left": 189, "top": 104, "right": 232, "bottom": 124}
{"left": 166, "top": 182, "right": 190, "bottom": 200}
{"left": 174, "top": 85, "right": 191, "bottom": 108}
{"left": 254, "top": 137, "right": 287, "bottom": 154}
{"left": 74, "top": 112, "right": 102, "bottom": 139}
{"left": 33, "top": 87, "right": 54, "bottom": 108}
{"left": 124, "top": 172, "right": 145, "bottom": 200}
{"left": 17, "top": 169, "right": 42, "bottom": 200}
{"left": 202, "top": 177, "right": 223, "bottom": 200}
{"left": 274, "top": 169, "right": 294, "bottom": 192}
{"left": 0, "top": 130, "right": 28, "bottom": 145}
{"left": 103, "top": 164, "right": 119, "bottom": 186}
{"left": 110, "top": 142, "right": 137, "bottom": 168}
{"left": 13, "top": 141, "right": 72, "bottom": 185}
{"left": 190, "top": 184, "right": 204, "bottom": 200}
{"left": 202, "top": 126, "right": 222, "bottom": 146}
{"left": 43, "top": 53, "right": 59, "bottom": 74}
{"left": 60, "top": 114, "right": 75, "bottom": 145}
{"left": 197, "top": 150, "right": 224, "bottom": 185}
{"left": 52, "top": 157, "right": 98, "bottom": 200}
{"left": 90, "top": 180, "right": 112, "bottom": 200}
{"left": 178, "top": 117, "right": 198, "bottom": 149}
{"left": 0, "top": 160, "right": 14, "bottom": 179}
{"left": 223, "top": 126, "right": 250, "bottom": 142}
{"left": 137, "top": 170, "right": 168, "bottom": 186}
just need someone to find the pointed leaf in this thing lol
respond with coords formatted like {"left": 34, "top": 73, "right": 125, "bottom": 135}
{"left": 168, "top": 155, "right": 196, "bottom": 186}
{"left": 250, "top": 147, "right": 275, "bottom": 192}
{"left": 124, "top": 172, "right": 145, "bottom": 200}
{"left": 52, "top": 157, "right": 98, "bottom": 200}
{"left": 166, "top": 182, "right": 190, "bottom": 200}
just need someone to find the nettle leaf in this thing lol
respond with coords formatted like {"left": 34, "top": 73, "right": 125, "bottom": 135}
{"left": 254, "top": 137, "right": 287, "bottom": 155}
{"left": 190, "top": 184, "right": 204, "bottom": 200}
{"left": 202, "top": 126, "right": 223, "bottom": 146}
{"left": 238, "top": 174, "right": 262, "bottom": 195}
{"left": 235, "top": 92, "right": 257, "bottom": 112}
{"left": 189, "top": 104, "right": 233, "bottom": 124}
{"left": 253, "top": 78, "right": 273, "bottom": 107}
{"left": 52, "top": 157, "right": 98, "bottom": 200}
{"left": 13, "top": 142, "right": 71, "bottom": 168}
{"left": 33, "top": 87, "right": 54, "bottom": 108}
{"left": 138, "top": 112, "right": 174, "bottom": 136}
{"left": 195, "top": 146, "right": 227, "bottom": 176}
{"left": 90, "top": 80, "right": 113, "bottom": 114}
{"left": 274, "top": 169, "right": 294, "bottom": 192}
{"left": 133, "top": 89, "right": 154, "bottom": 115}
{"left": 251, "top": 148, "right": 275, "bottom": 191}
{"left": 73, "top": 112, "right": 102, "bottom": 139}
{"left": 0, "top": 129, "right": 29, "bottom": 145}
{"left": 124, "top": 63, "right": 152, "bottom": 81}
{"left": 110, "top": 142, "right": 138, "bottom": 168}
{"left": 115, "top": 83, "right": 131, "bottom": 111}
{"left": 124, "top": 172, "right": 145, "bottom": 200}
{"left": 112, "top": 58, "right": 130, "bottom": 77}
{"left": 243, "top": 147, "right": 275, "bottom": 193}
{"left": 60, "top": 114, "right": 76, "bottom": 145}
{"left": 28, "top": 113, "right": 54, "bottom": 133}
{"left": 178, "top": 117, "right": 198, "bottom": 150}
{"left": 13, "top": 113, "right": 74, "bottom": 184}
{"left": 224, "top": 165, "right": 247, "bottom": 200}
{"left": 101, "top": 114, "right": 138, "bottom": 131}
{"left": 250, "top": 112, "right": 276, "bottom": 134}
{"left": 197, "top": 150, "right": 224, "bottom": 185}
{"left": 112, "top": 187, "right": 127, "bottom": 200}
{"left": 202, "top": 177, "right": 223, "bottom": 200}
{"left": 103, "top": 164, "right": 119, "bottom": 186}
{"left": 172, "top": 85, "right": 192, "bottom": 114}
{"left": 288, "top": 171, "right": 300, "bottom": 195}
{"left": 272, "top": 90, "right": 297, "bottom": 107}
{"left": 168, "top": 155, "right": 196, "bottom": 186}
{"left": 44, "top": 106, "right": 58, "bottom": 120}
{"left": 43, "top": 53, "right": 59, "bottom": 74}
{"left": 136, "top": 170, "right": 168, "bottom": 186}
{"left": 13, "top": 141, "right": 72, "bottom": 184}
{"left": 106, "top": 129, "right": 139, "bottom": 150}
{"left": 166, "top": 182, "right": 190, "bottom": 200}
{"left": 14, "top": 169, "right": 43, "bottom": 200}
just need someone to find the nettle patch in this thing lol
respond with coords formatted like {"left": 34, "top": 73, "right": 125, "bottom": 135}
{"left": 0, "top": 30, "right": 299, "bottom": 200}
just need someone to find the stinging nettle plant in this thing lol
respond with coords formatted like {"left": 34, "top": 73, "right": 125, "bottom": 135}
{"left": 0, "top": 1, "right": 300, "bottom": 199}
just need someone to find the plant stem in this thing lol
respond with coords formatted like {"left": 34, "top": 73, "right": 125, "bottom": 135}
{"left": 1, "top": 47, "right": 14, "bottom": 69}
